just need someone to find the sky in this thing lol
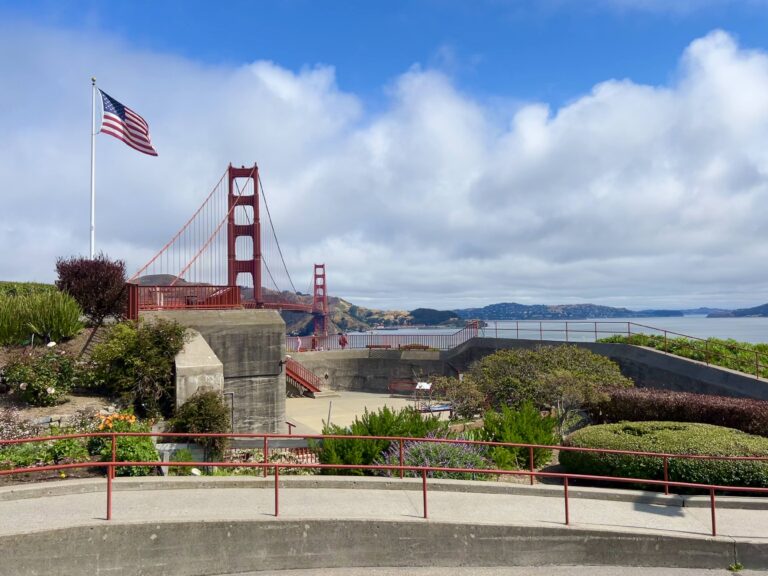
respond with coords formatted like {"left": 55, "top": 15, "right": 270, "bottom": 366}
{"left": 1, "top": 0, "right": 768, "bottom": 311}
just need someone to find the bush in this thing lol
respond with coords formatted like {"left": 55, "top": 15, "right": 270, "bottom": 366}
{"left": 431, "top": 375, "right": 487, "bottom": 420}
{"left": 590, "top": 388, "right": 768, "bottom": 438}
{"left": 170, "top": 391, "right": 230, "bottom": 460}
{"left": 376, "top": 434, "right": 492, "bottom": 480}
{"left": 47, "top": 436, "right": 90, "bottom": 464}
{"left": 56, "top": 253, "right": 127, "bottom": 324}
{"left": 560, "top": 422, "right": 768, "bottom": 488}
{"left": 90, "top": 412, "right": 159, "bottom": 476}
{"left": 0, "top": 281, "right": 56, "bottom": 297}
{"left": 0, "top": 290, "right": 83, "bottom": 345}
{"left": 169, "top": 448, "right": 195, "bottom": 476}
{"left": 471, "top": 402, "right": 557, "bottom": 469}
{"left": 317, "top": 406, "right": 446, "bottom": 475}
{"left": 1, "top": 349, "right": 77, "bottom": 406}
{"left": 467, "top": 345, "right": 633, "bottom": 413}
{"left": 87, "top": 319, "right": 187, "bottom": 417}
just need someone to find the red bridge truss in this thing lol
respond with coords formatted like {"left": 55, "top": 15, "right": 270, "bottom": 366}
{"left": 127, "top": 163, "right": 329, "bottom": 334}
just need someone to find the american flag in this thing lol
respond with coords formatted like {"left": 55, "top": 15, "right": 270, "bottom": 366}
{"left": 98, "top": 90, "right": 158, "bottom": 156}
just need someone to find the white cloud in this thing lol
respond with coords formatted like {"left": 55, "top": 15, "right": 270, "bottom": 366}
{"left": 0, "top": 22, "right": 767, "bottom": 310}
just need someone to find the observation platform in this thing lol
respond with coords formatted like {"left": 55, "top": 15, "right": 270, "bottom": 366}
{"left": 1, "top": 476, "right": 767, "bottom": 575}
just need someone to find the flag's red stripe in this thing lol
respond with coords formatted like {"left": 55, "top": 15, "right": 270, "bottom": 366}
{"left": 102, "top": 113, "right": 157, "bottom": 154}
{"left": 101, "top": 126, "right": 158, "bottom": 156}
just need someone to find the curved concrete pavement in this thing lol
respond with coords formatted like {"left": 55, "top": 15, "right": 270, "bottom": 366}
{"left": 1, "top": 476, "right": 766, "bottom": 575}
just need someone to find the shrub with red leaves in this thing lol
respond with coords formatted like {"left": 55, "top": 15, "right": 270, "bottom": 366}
{"left": 589, "top": 387, "right": 768, "bottom": 438}
{"left": 55, "top": 254, "right": 127, "bottom": 324}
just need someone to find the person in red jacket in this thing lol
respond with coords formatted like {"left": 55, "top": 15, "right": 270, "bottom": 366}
{"left": 338, "top": 332, "right": 348, "bottom": 350}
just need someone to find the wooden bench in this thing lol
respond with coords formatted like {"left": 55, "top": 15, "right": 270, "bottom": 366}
{"left": 388, "top": 379, "right": 417, "bottom": 394}
{"left": 398, "top": 343, "right": 430, "bottom": 351}
{"left": 366, "top": 344, "right": 392, "bottom": 349}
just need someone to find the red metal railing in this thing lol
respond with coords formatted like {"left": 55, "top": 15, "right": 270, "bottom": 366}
{"left": 286, "top": 321, "right": 480, "bottom": 352}
{"left": 284, "top": 358, "right": 323, "bottom": 393}
{"left": 477, "top": 320, "right": 768, "bottom": 380}
{"left": 129, "top": 284, "right": 241, "bottom": 319}
{"left": 3, "top": 431, "right": 768, "bottom": 536}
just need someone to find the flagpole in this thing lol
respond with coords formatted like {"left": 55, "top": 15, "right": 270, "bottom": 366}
{"left": 90, "top": 77, "right": 97, "bottom": 258}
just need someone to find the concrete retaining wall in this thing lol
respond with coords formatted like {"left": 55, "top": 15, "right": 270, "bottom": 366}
{"left": 294, "top": 337, "right": 767, "bottom": 400}
{"left": 0, "top": 519, "right": 747, "bottom": 575}
{"left": 295, "top": 349, "right": 445, "bottom": 392}
{"left": 445, "top": 338, "right": 768, "bottom": 400}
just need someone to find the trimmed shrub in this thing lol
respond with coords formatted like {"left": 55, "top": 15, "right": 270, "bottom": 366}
{"left": 1, "top": 349, "right": 77, "bottom": 406}
{"left": 56, "top": 253, "right": 127, "bottom": 323}
{"left": 590, "top": 387, "right": 768, "bottom": 438}
{"left": 170, "top": 391, "right": 231, "bottom": 461}
{"left": 0, "top": 290, "right": 83, "bottom": 345}
{"left": 317, "top": 406, "right": 446, "bottom": 475}
{"left": 471, "top": 402, "right": 557, "bottom": 469}
{"left": 560, "top": 422, "right": 768, "bottom": 488}
{"left": 87, "top": 319, "right": 187, "bottom": 417}
{"left": 376, "top": 434, "right": 492, "bottom": 480}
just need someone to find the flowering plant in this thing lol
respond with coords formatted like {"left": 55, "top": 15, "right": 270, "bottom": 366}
{"left": 89, "top": 411, "right": 159, "bottom": 476}
{"left": 1, "top": 349, "right": 75, "bottom": 406}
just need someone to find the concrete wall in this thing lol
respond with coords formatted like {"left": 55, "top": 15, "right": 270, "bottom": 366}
{"left": 295, "top": 348, "right": 445, "bottom": 392}
{"left": 297, "top": 337, "right": 767, "bottom": 401}
{"left": 444, "top": 337, "right": 768, "bottom": 400}
{"left": 145, "top": 310, "right": 286, "bottom": 433}
{"left": 174, "top": 329, "right": 224, "bottom": 407}
{"left": 0, "top": 519, "right": 748, "bottom": 575}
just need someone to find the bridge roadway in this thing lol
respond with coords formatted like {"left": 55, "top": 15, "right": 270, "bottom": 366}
{"left": 1, "top": 476, "right": 767, "bottom": 574}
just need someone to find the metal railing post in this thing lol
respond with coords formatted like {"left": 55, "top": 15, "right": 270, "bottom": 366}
{"left": 539, "top": 322, "right": 543, "bottom": 341}
{"left": 422, "top": 469, "right": 428, "bottom": 519}
{"left": 399, "top": 439, "right": 404, "bottom": 480}
{"left": 529, "top": 446, "right": 535, "bottom": 485}
{"left": 263, "top": 437, "right": 269, "bottom": 478}
{"left": 274, "top": 463, "right": 280, "bottom": 517}
{"left": 710, "top": 488, "right": 717, "bottom": 536}
{"left": 663, "top": 456, "right": 669, "bottom": 495}
{"left": 107, "top": 432, "right": 116, "bottom": 520}
{"left": 564, "top": 477, "right": 570, "bottom": 526}
{"left": 565, "top": 322, "right": 569, "bottom": 343}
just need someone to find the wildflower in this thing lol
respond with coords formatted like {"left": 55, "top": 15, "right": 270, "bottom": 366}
{"left": 19, "top": 383, "right": 28, "bottom": 391}
{"left": 46, "top": 387, "right": 55, "bottom": 395}
{"left": 47, "top": 341, "right": 57, "bottom": 348}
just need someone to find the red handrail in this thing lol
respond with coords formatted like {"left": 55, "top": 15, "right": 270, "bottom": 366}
{"left": 3, "top": 430, "right": 768, "bottom": 537}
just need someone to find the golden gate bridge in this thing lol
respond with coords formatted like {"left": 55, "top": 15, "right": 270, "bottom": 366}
{"left": 126, "top": 164, "right": 329, "bottom": 335}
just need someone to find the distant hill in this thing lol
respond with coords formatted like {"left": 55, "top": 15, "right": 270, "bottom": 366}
{"left": 680, "top": 307, "right": 732, "bottom": 316}
{"left": 453, "top": 302, "right": 684, "bottom": 321}
{"left": 708, "top": 303, "right": 768, "bottom": 318}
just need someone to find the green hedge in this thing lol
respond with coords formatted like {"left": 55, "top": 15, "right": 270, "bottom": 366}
{"left": 560, "top": 422, "right": 768, "bottom": 488}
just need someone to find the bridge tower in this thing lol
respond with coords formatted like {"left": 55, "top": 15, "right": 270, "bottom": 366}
{"left": 227, "top": 164, "right": 262, "bottom": 306}
{"left": 312, "top": 263, "right": 328, "bottom": 336}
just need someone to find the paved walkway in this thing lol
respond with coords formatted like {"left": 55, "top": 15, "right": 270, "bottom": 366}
{"left": 285, "top": 391, "right": 421, "bottom": 434}
{"left": 1, "top": 476, "right": 766, "bottom": 541}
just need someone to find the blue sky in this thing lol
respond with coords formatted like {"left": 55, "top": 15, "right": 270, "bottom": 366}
{"left": 9, "top": 0, "right": 768, "bottom": 104}
{"left": 1, "top": 1, "right": 768, "bottom": 310}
